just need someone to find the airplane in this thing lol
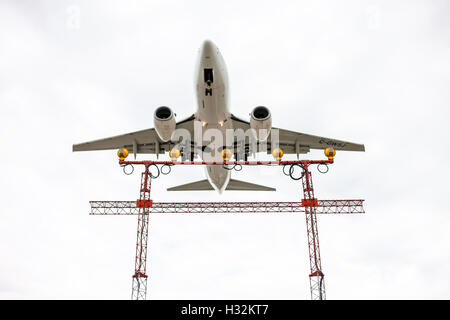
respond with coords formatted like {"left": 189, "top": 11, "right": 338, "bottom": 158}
{"left": 73, "top": 39, "right": 365, "bottom": 193}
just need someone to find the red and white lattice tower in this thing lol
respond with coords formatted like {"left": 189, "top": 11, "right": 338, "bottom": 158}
{"left": 302, "top": 164, "right": 325, "bottom": 300}
{"left": 131, "top": 170, "right": 151, "bottom": 300}
{"left": 89, "top": 160, "right": 364, "bottom": 300}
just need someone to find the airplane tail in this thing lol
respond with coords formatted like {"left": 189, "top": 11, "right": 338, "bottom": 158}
{"left": 167, "top": 179, "right": 275, "bottom": 191}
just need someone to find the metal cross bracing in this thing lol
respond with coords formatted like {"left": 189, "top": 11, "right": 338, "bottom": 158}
{"left": 89, "top": 159, "right": 365, "bottom": 300}
{"left": 131, "top": 171, "right": 151, "bottom": 300}
{"left": 302, "top": 164, "right": 325, "bottom": 300}
{"left": 89, "top": 200, "right": 365, "bottom": 215}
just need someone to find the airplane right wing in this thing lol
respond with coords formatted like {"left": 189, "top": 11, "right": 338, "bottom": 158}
{"left": 231, "top": 114, "right": 365, "bottom": 156}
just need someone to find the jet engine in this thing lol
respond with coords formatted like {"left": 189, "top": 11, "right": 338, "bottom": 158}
{"left": 250, "top": 106, "right": 272, "bottom": 141}
{"left": 154, "top": 106, "right": 176, "bottom": 142}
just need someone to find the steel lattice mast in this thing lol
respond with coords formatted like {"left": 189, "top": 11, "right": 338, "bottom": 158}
{"left": 131, "top": 170, "right": 151, "bottom": 300}
{"left": 89, "top": 159, "right": 364, "bottom": 300}
{"left": 302, "top": 164, "right": 325, "bottom": 300}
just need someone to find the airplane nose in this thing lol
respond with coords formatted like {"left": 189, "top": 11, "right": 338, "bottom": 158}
{"left": 201, "top": 39, "right": 217, "bottom": 57}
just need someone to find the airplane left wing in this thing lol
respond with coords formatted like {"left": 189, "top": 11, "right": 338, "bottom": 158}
{"left": 230, "top": 114, "right": 365, "bottom": 157}
{"left": 73, "top": 114, "right": 195, "bottom": 157}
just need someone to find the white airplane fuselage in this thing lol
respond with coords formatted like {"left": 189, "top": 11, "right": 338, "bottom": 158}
{"left": 194, "top": 40, "right": 232, "bottom": 193}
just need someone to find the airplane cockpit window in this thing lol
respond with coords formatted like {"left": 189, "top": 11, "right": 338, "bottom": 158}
{"left": 204, "top": 68, "right": 214, "bottom": 83}
{"left": 204, "top": 68, "right": 214, "bottom": 96}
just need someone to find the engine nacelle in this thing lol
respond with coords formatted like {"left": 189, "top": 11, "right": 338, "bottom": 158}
{"left": 154, "top": 106, "right": 176, "bottom": 142}
{"left": 250, "top": 106, "right": 272, "bottom": 141}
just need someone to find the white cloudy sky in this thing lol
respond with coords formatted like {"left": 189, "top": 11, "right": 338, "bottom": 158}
{"left": 1, "top": 0, "right": 449, "bottom": 299}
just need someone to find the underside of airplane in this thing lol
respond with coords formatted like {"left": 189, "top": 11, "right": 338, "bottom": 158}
{"left": 73, "top": 40, "right": 364, "bottom": 193}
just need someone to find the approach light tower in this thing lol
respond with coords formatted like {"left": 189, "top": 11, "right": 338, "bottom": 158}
{"left": 89, "top": 147, "right": 364, "bottom": 300}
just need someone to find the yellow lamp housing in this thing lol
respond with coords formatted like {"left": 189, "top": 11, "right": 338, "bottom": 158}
{"left": 221, "top": 148, "right": 232, "bottom": 161}
{"left": 324, "top": 146, "right": 336, "bottom": 160}
{"left": 169, "top": 148, "right": 181, "bottom": 161}
{"left": 272, "top": 147, "right": 284, "bottom": 161}
{"left": 117, "top": 148, "right": 129, "bottom": 161}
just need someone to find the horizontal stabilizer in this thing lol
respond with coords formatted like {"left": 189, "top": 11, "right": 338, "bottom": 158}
{"left": 167, "top": 179, "right": 213, "bottom": 191}
{"left": 167, "top": 179, "right": 275, "bottom": 191}
{"left": 226, "top": 179, "right": 275, "bottom": 191}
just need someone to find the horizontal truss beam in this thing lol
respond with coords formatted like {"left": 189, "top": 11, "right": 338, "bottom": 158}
{"left": 90, "top": 200, "right": 364, "bottom": 215}
{"left": 119, "top": 159, "right": 334, "bottom": 166}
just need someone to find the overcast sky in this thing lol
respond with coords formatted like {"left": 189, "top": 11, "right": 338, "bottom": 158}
{"left": 1, "top": 0, "right": 449, "bottom": 299}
